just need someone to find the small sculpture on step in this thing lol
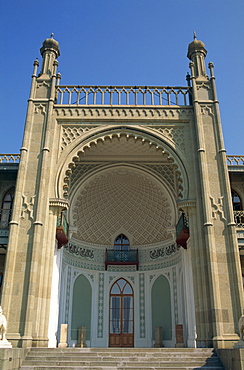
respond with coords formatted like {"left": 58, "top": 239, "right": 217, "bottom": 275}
{"left": 234, "top": 310, "right": 244, "bottom": 348}
{"left": 0, "top": 306, "right": 12, "bottom": 348}
{"left": 239, "top": 311, "right": 244, "bottom": 341}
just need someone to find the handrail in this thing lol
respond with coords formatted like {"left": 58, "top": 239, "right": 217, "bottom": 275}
{"left": 55, "top": 85, "right": 191, "bottom": 106}
{"left": 105, "top": 249, "right": 139, "bottom": 270}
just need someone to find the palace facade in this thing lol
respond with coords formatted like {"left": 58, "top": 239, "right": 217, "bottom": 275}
{"left": 0, "top": 36, "right": 243, "bottom": 350}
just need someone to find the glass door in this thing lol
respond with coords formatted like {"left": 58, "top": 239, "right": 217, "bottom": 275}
{"left": 109, "top": 278, "right": 134, "bottom": 347}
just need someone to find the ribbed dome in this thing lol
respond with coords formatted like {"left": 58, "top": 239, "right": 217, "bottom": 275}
{"left": 40, "top": 35, "right": 60, "bottom": 58}
{"left": 187, "top": 39, "right": 207, "bottom": 60}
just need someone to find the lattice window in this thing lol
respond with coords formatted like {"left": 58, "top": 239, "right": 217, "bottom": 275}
{"left": 0, "top": 187, "right": 15, "bottom": 227}
{"left": 232, "top": 190, "right": 242, "bottom": 210}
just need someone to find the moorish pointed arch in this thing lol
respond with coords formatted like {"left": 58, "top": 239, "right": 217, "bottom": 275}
{"left": 55, "top": 126, "right": 189, "bottom": 201}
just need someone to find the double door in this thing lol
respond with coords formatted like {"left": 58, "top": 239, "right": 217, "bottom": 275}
{"left": 109, "top": 278, "right": 134, "bottom": 347}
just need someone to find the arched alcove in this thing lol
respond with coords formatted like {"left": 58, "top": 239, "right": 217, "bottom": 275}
{"left": 151, "top": 275, "right": 172, "bottom": 341}
{"left": 71, "top": 274, "right": 92, "bottom": 341}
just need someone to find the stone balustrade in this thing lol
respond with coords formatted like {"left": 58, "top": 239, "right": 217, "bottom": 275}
{"left": 227, "top": 155, "right": 244, "bottom": 166}
{"left": 0, "top": 154, "right": 20, "bottom": 163}
{"left": 55, "top": 85, "right": 191, "bottom": 106}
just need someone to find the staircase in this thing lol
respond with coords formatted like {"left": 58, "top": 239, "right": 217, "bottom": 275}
{"left": 20, "top": 347, "right": 225, "bottom": 370}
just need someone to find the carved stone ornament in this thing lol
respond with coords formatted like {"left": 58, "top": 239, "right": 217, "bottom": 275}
{"left": 54, "top": 107, "right": 192, "bottom": 120}
{"left": 210, "top": 196, "right": 226, "bottom": 221}
{"left": 21, "top": 194, "right": 36, "bottom": 220}
{"left": 49, "top": 198, "right": 70, "bottom": 210}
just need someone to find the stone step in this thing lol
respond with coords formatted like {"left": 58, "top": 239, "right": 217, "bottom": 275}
{"left": 20, "top": 348, "right": 224, "bottom": 370}
{"left": 26, "top": 347, "right": 214, "bottom": 353}
{"left": 24, "top": 355, "right": 220, "bottom": 362}
{"left": 20, "top": 367, "right": 224, "bottom": 370}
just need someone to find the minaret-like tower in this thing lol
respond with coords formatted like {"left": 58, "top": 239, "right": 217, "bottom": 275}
{"left": 1, "top": 36, "right": 68, "bottom": 348}
{"left": 186, "top": 35, "right": 243, "bottom": 348}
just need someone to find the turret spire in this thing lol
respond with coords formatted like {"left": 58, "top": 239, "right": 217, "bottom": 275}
{"left": 39, "top": 35, "right": 60, "bottom": 78}
{"left": 187, "top": 35, "right": 207, "bottom": 79}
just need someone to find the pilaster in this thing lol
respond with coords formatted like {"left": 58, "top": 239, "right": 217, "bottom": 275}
{"left": 187, "top": 38, "right": 242, "bottom": 348}
{"left": 1, "top": 37, "right": 62, "bottom": 348}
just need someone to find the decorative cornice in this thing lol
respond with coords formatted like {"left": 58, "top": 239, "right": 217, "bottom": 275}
{"left": 49, "top": 198, "right": 70, "bottom": 210}
{"left": 54, "top": 106, "right": 193, "bottom": 120}
{"left": 177, "top": 200, "right": 196, "bottom": 210}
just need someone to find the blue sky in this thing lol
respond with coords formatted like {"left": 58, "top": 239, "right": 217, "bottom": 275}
{"left": 0, "top": 0, "right": 243, "bottom": 154}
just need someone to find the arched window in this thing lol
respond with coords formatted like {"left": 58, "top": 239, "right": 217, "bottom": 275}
{"left": 0, "top": 187, "right": 15, "bottom": 227}
{"left": 114, "top": 234, "right": 130, "bottom": 251}
{"left": 232, "top": 190, "right": 242, "bottom": 211}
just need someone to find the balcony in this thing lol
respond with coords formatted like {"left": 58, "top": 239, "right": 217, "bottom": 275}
{"left": 56, "top": 212, "right": 69, "bottom": 248}
{"left": 176, "top": 213, "right": 189, "bottom": 249}
{"left": 105, "top": 249, "right": 139, "bottom": 270}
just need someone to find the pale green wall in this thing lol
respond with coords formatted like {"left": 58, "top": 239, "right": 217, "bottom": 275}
{"left": 71, "top": 274, "right": 92, "bottom": 340}
{"left": 151, "top": 275, "right": 172, "bottom": 340}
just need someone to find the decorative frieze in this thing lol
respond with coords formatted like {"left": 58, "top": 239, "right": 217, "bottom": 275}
{"left": 64, "top": 243, "right": 94, "bottom": 259}
{"left": 64, "top": 266, "right": 72, "bottom": 324}
{"left": 139, "top": 273, "right": 146, "bottom": 338}
{"left": 149, "top": 244, "right": 180, "bottom": 260}
{"left": 97, "top": 273, "right": 104, "bottom": 338}
{"left": 172, "top": 267, "right": 178, "bottom": 324}
{"left": 54, "top": 106, "right": 192, "bottom": 120}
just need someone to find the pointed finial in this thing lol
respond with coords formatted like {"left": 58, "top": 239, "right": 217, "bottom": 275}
{"left": 193, "top": 31, "right": 197, "bottom": 40}
{"left": 50, "top": 33, "right": 54, "bottom": 39}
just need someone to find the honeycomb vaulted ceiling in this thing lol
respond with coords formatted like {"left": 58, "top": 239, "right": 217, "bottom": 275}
{"left": 71, "top": 167, "right": 174, "bottom": 246}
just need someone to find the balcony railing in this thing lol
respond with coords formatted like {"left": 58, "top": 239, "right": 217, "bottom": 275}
{"left": 0, "top": 210, "right": 11, "bottom": 228}
{"left": 227, "top": 156, "right": 244, "bottom": 166}
{"left": 105, "top": 249, "right": 139, "bottom": 270}
{"left": 56, "top": 212, "right": 69, "bottom": 248}
{"left": 234, "top": 211, "right": 244, "bottom": 228}
{"left": 55, "top": 85, "right": 191, "bottom": 106}
{"left": 176, "top": 213, "right": 189, "bottom": 249}
{"left": 0, "top": 154, "right": 20, "bottom": 163}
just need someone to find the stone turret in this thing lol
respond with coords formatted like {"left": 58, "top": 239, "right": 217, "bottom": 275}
{"left": 39, "top": 34, "right": 60, "bottom": 78}
{"left": 187, "top": 33, "right": 207, "bottom": 79}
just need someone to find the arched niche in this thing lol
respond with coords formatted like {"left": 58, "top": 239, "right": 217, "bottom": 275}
{"left": 151, "top": 275, "right": 172, "bottom": 341}
{"left": 71, "top": 274, "right": 92, "bottom": 341}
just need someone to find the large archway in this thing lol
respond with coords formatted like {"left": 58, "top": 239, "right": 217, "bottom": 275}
{"left": 56, "top": 126, "right": 194, "bottom": 348}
